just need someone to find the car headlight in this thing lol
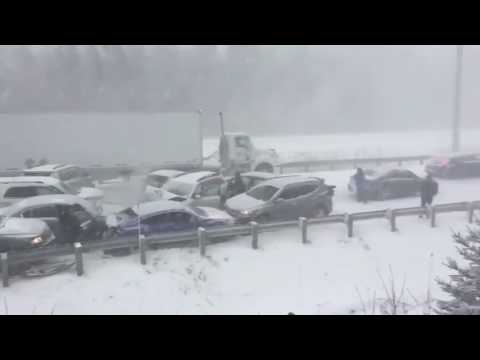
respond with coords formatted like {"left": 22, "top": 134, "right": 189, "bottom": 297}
{"left": 31, "top": 236, "right": 43, "bottom": 245}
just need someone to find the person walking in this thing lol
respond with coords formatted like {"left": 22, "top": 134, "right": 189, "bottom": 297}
{"left": 420, "top": 173, "right": 439, "bottom": 218}
{"left": 353, "top": 168, "right": 368, "bottom": 204}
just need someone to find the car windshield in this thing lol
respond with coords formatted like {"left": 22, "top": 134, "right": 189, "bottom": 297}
{"left": 247, "top": 185, "right": 279, "bottom": 201}
{"left": 164, "top": 180, "right": 194, "bottom": 197}
{"left": 147, "top": 175, "right": 169, "bottom": 188}
{"left": 189, "top": 206, "right": 208, "bottom": 217}
{"left": 60, "top": 181, "right": 79, "bottom": 195}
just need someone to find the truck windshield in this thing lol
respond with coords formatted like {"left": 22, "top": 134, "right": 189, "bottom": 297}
{"left": 164, "top": 181, "right": 194, "bottom": 197}
{"left": 247, "top": 185, "right": 279, "bottom": 201}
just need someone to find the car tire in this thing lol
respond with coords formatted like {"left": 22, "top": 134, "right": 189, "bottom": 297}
{"left": 311, "top": 205, "right": 327, "bottom": 218}
{"left": 377, "top": 185, "right": 391, "bottom": 201}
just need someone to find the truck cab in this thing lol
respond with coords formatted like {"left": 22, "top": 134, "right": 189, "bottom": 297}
{"left": 219, "top": 133, "right": 279, "bottom": 175}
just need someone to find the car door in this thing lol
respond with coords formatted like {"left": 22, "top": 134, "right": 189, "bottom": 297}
{"left": 141, "top": 212, "right": 197, "bottom": 236}
{"left": 269, "top": 184, "right": 303, "bottom": 221}
{"left": 190, "top": 178, "right": 224, "bottom": 208}
{"left": 295, "top": 182, "right": 323, "bottom": 217}
{"left": 464, "top": 155, "right": 480, "bottom": 177}
{"left": 21, "top": 204, "right": 63, "bottom": 242}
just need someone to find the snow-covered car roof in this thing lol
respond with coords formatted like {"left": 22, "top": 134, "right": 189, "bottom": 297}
{"left": 149, "top": 170, "right": 186, "bottom": 178}
{"left": 130, "top": 200, "right": 191, "bottom": 217}
{"left": 0, "top": 194, "right": 98, "bottom": 217}
{"left": 363, "top": 168, "right": 419, "bottom": 180}
{"left": 0, "top": 176, "right": 63, "bottom": 186}
{"left": 0, "top": 217, "right": 49, "bottom": 236}
{"left": 172, "top": 171, "right": 217, "bottom": 184}
{"left": 24, "top": 164, "right": 73, "bottom": 172}
{"left": 259, "top": 175, "right": 323, "bottom": 188}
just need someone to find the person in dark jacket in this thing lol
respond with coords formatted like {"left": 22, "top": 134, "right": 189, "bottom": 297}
{"left": 353, "top": 168, "right": 368, "bottom": 203}
{"left": 420, "top": 173, "right": 439, "bottom": 218}
{"left": 231, "top": 171, "right": 246, "bottom": 196}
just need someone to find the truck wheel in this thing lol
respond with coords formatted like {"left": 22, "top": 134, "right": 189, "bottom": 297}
{"left": 255, "top": 163, "right": 274, "bottom": 173}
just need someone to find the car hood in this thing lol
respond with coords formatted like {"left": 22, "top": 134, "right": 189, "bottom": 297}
{"left": 78, "top": 187, "right": 104, "bottom": 201}
{"left": 226, "top": 193, "right": 266, "bottom": 211}
{"left": 157, "top": 190, "right": 188, "bottom": 202}
{"left": 0, "top": 217, "right": 48, "bottom": 237}
{"left": 196, "top": 207, "right": 233, "bottom": 222}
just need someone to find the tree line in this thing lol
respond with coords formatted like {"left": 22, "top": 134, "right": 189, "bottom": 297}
{"left": 0, "top": 45, "right": 458, "bottom": 135}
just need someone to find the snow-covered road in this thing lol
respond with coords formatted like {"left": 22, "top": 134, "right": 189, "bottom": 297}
{"left": 1, "top": 164, "right": 479, "bottom": 315}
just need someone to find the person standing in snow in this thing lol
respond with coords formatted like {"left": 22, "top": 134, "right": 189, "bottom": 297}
{"left": 232, "top": 171, "right": 246, "bottom": 196}
{"left": 419, "top": 173, "right": 439, "bottom": 218}
{"left": 353, "top": 168, "right": 368, "bottom": 203}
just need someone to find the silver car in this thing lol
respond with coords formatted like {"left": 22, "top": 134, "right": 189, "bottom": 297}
{"left": 225, "top": 176, "right": 335, "bottom": 223}
{"left": 0, "top": 216, "right": 55, "bottom": 252}
{"left": 159, "top": 171, "right": 226, "bottom": 209}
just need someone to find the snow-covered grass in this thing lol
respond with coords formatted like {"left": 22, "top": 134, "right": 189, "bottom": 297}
{"left": 2, "top": 164, "right": 479, "bottom": 315}
{"left": 0, "top": 212, "right": 467, "bottom": 315}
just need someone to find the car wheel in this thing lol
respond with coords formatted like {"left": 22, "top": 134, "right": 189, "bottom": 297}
{"left": 311, "top": 205, "right": 327, "bottom": 218}
{"left": 377, "top": 186, "right": 391, "bottom": 201}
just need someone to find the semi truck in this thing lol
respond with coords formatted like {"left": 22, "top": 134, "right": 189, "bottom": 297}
{"left": 0, "top": 112, "right": 279, "bottom": 179}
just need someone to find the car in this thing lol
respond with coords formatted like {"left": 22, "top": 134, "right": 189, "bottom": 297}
{"left": 224, "top": 176, "right": 335, "bottom": 224}
{"left": 224, "top": 172, "right": 299, "bottom": 198}
{"left": 23, "top": 164, "right": 95, "bottom": 191}
{"left": 0, "top": 177, "right": 104, "bottom": 212}
{"left": 425, "top": 153, "right": 480, "bottom": 178}
{"left": 159, "top": 171, "right": 226, "bottom": 208}
{"left": 348, "top": 168, "right": 422, "bottom": 201}
{"left": 0, "top": 195, "right": 106, "bottom": 244}
{"left": 144, "top": 169, "right": 186, "bottom": 201}
{"left": 0, "top": 216, "right": 55, "bottom": 253}
{"left": 105, "top": 200, "right": 234, "bottom": 239}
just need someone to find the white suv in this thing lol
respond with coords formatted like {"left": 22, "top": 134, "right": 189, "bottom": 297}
{"left": 0, "top": 176, "right": 104, "bottom": 212}
{"left": 23, "top": 164, "right": 95, "bottom": 191}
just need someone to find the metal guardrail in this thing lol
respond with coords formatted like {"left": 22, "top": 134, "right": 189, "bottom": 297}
{"left": 1, "top": 200, "right": 480, "bottom": 287}
{"left": 278, "top": 155, "right": 430, "bottom": 173}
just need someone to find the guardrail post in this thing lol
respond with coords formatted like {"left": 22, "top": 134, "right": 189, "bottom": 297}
{"left": 468, "top": 202, "right": 475, "bottom": 224}
{"left": 1, "top": 253, "right": 8, "bottom": 288}
{"left": 198, "top": 227, "right": 206, "bottom": 257}
{"left": 250, "top": 222, "right": 259, "bottom": 249}
{"left": 139, "top": 235, "right": 147, "bottom": 266}
{"left": 299, "top": 217, "right": 308, "bottom": 244}
{"left": 386, "top": 209, "right": 397, "bottom": 232}
{"left": 74, "top": 243, "right": 84, "bottom": 276}
{"left": 429, "top": 206, "right": 437, "bottom": 228}
{"left": 345, "top": 214, "right": 353, "bottom": 238}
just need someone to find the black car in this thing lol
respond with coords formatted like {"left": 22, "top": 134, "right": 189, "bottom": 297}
{"left": 426, "top": 154, "right": 480, "bottom": 178}
{"left": 349, "top": 168, "right": 422, "bottom": 201}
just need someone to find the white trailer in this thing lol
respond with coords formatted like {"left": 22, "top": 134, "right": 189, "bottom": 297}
{"left": 0, "top": 112, "right": 204, "bottom": 170}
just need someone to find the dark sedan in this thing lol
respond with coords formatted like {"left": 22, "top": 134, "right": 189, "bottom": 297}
{"left": 349, "top": 168, "right": 422, "bottom": 201}
{"left": 426, "top": 154, "right": 480, "bottom": 179}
